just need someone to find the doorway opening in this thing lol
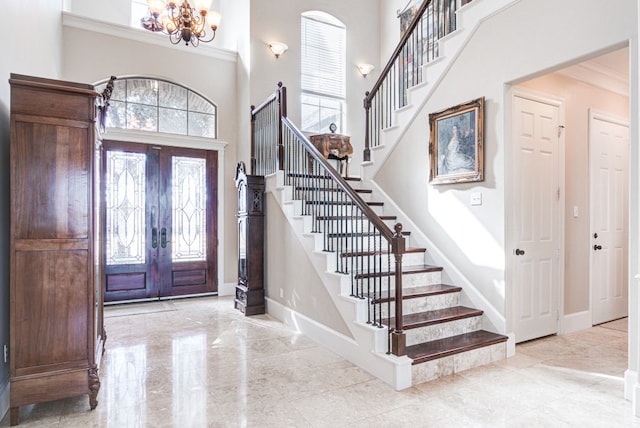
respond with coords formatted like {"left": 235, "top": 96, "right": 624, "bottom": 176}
{"left": 510, "top": 46, "right": 630, "bottom": 344}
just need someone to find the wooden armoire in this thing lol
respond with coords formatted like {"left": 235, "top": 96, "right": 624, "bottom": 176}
{"left": 8, "top": 74, "right": 105, "bottom": 425}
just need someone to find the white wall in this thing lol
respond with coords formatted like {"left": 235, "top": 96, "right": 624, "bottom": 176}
{"left": 265, "top": 195, "right": 352, "bottom": 336}
{"left": 375, "top": 0, "right": 637, "bottom": 331}
{"left": 61, "top": 25, "right": 240, "bottom": 287}
{"left": 517, "top": 71, "right": 629, "bottom": 316}
{"left": 65, "top": 0, "right": 232, "bottom": 50}
{"left": 248, "top": 0, "right": 381, "bottom": 169}
{"left": 0, "top": 0, "right": 66, "bottom": 418}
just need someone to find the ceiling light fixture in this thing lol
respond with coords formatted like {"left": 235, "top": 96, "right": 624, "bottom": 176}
{"left": 269, "top": 42, "right": 288, "bottom": 59}
{"left": 141, "top": 0, "right": 222, "bottom": 47}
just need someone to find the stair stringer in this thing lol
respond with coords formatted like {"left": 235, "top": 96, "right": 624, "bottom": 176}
{"left": 360, "top": 0, "right": 520, "bottom": 180}
{"left": 364, "top": 179, "right": 508, "bottom": 342}
{"left": 265, "top": 171, "right": 414, "bottom": 390}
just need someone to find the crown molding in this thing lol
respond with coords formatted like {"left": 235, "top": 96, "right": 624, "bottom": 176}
{"left": 62, "top": 12, "right": 237, "bottom": 63}
{"left": 557, "top": 60, "right": 628, "bottom": 96}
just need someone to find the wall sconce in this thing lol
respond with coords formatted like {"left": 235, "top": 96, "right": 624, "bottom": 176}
{"left": 357, "top": 63, "right": 375, "bottom": 78}
{"left": 269, "top": 42, "right": 288, "bottom": 59}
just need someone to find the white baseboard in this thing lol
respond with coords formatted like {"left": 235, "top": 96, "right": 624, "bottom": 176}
{"left": 562, "top": 310, "right": 591, "bottom": 334}
{"left": 218, "top": 282, "right": 236, "bottom": 297}
{"left": 265, "top": 297, "right": 412, "bottom": 390}
{"left": 506, "top": 333, "right": 516, "bottom": 357}
{"left": 0, "top": 378, "right": 8, "bottom": 423}
{"left": 625, "top": 369, "right": 638, "bottom": 401}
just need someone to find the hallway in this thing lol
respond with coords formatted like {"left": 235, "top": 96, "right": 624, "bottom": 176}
{"left": 2, "top": 297, "right": 638, "bottom": 427}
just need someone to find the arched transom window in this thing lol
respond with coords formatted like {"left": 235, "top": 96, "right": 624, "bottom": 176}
{"left": 96, "top": 77, "right": 218, "bottom": 138}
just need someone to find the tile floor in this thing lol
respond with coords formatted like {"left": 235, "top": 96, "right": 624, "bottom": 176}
{"left": 2, "top": 296, "right": 639, "bottom": 427}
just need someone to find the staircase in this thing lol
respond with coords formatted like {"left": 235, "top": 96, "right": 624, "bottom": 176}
{"left": 251, "top": 0, "right": 514, "bottom": 389}
{"left": 266, "top": 167, "right": 507, "bottom": 388}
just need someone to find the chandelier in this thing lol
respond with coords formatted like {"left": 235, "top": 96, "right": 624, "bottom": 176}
{"left": 141, "top": 0, "right": 222, "bottom": 47}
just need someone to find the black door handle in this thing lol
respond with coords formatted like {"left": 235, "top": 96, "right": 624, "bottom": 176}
{"left": 152, "top": 227, "right": 158, "bottom": 249}
{"left": 161, "top": 228, "right": 167, "bottom": 248}
{"left": 593, "top": 244, "right": 602, "bottom": 251}
{"left": 515, "top": 249, "right": 525, "bottom": 256}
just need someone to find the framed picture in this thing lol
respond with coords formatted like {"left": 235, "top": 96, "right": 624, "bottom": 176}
{"left": 429, "top": 97, "right": 484, "bottom": 185}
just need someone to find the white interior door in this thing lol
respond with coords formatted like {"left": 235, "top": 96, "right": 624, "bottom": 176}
{"left": 589, "top": 111, "right": 628, "bottom": 325}
{"left": 513, "top": 93, "right": 562, "bottom": 343}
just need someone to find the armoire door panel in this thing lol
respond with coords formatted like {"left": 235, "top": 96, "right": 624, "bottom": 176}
{"left": 12, "top": 120, "right": 89, "bottom": 239}
{"left": 13, "top": 250, "right": 89, "bottom": 369}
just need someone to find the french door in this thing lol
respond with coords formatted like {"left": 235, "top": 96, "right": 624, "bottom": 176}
{"left": 103, "top": 140, "right": 218, "bottom": 302}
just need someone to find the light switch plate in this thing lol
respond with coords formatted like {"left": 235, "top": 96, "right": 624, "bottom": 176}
{"left": 470, "top": 192, "right": 482, "bottom": 206}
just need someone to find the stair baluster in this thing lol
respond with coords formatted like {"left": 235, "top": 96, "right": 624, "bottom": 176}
{"left": 363, "top": 0, "right": 461, "bottom": 161}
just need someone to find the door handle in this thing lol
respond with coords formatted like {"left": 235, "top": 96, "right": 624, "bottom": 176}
{"left": 152, "top": 227, "right": 158, "bottom": 249}
{"left": 161, "top": 227, "right": 167, "bottom": 248}
{"left": 593, "top": 244, "right": 602, "bottom": 251}
{"left": 515, "top": 249, "right": 525, "bottom": 256}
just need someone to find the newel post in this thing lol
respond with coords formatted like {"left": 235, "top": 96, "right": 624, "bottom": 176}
{"left": 277, "top": 82, "right": 286, "bottom": 171}
{"left": 391, "top": 223, "right": 406, "bottom": 356}
{"left": 363, "top": 92, "right": 371, "bottom": 162}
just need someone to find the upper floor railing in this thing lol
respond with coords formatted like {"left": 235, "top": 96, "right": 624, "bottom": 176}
{"left": 363, "top": 0, "right": 463, "bottom": 161}
{"left": 250, "top": 82, "right": 286, "bottom": 176}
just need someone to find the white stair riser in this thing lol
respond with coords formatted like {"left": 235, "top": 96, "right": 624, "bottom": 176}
{"left": 406, "top": 316, "right": 482, "bottom": 346}
{"left": 352, "top": 271, "right": 443, "bottom": 296}
{"left": 311, "top": 218, "right": 397, "bottom": 234}
{"left": 379, "top": 292, "right": 460, "bottom": 318}
{"left": 338, "top": 252, "right": 426, "bottom": 271}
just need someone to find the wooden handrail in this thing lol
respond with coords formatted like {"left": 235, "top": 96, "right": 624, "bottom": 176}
{"left": 364, "top": 0, "right": 432, "bottom": 105}
{"left": 282, "top": 117, "right": 395, "bottom": 242}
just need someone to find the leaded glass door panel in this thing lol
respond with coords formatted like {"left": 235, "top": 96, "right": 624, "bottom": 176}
{"left": 103, "top": 141, "right": 217, "bottom": 302}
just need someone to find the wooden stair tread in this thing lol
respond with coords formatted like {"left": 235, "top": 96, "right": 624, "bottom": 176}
{"left": 295, "top": 186, "right": 372, "bottom": 194}
{"left": 341, "top": 246, "right": 425, "bottom": 258}
{"left": 317, "top": 215, "right": 397, "bottom": 221}
{"left": 287, "top": 173, "right": 361, "bottom": 181}
{"left": 354, "top": 264, "right": 443, "bottom": 280}
{"left": 387, "top": 306, "right": 483, "bottom": 329}
{"left": 407, "top": 330, "right": 508, "bottom": 364}
{"left": 327, "top": 231, "right": 380, "bottom": 238}
{"left": 305, "top": 200, "right": 384, "bottom": 206}
{"left": 371, "top": 284, "right": 462, "bottom": 303}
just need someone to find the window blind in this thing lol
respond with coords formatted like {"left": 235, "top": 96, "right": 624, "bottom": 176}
{"left": 301, "top": 15, "right": 346, "bottom": 100}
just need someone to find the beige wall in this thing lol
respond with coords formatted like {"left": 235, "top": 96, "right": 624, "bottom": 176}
{"left": 518, "top": 72, "right": 629, "bottom": 315}
{"left": 265, "top": 194, "right": 352, "bottom": 337}
{"left": 61, "top": 25, "right": 240, "bottom": 287}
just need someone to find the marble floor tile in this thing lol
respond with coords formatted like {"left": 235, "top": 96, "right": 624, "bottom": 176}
{"left": 1, "top": 298, "right": 637, "bottom": 427}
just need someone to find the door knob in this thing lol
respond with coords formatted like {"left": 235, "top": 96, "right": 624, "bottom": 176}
{"left": 152, "top": 227, "right": 158, "bottom": 248}
{"left": 593, "top": 244, "right": 602, "bottom": 251}
{"left": 515, "top": 249, "right": 525, "bottom": 256}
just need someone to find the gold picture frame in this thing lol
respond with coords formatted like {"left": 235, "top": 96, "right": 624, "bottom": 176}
{"left": 429, "top": 97, "right": 484, "bottom": 185}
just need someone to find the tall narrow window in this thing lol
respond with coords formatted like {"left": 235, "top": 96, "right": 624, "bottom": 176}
{"left": 301, "top": 11, "right": 346, "bottom": 134}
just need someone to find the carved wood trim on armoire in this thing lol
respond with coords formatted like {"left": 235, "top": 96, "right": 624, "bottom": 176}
{"left": 234, "top": 162, "right": 265, "bottom": 315}
{"left": 8, "top": 74, "right": 105, "bottom": 425}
